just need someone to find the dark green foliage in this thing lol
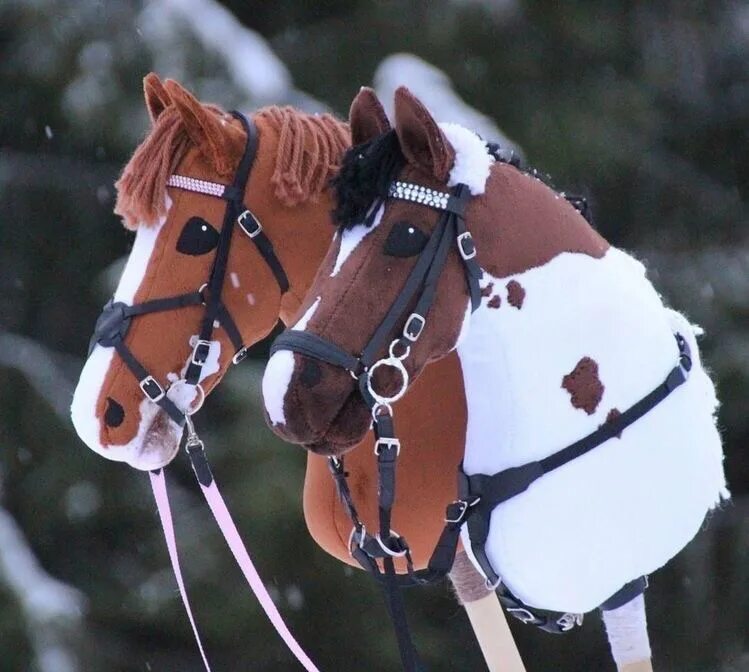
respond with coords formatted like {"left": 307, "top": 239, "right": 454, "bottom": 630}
{"left": 0, "top": 1, "right": 747, "bottom": 670}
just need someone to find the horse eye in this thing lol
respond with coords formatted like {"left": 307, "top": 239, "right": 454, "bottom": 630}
{"left": 176, "top": 217, "right": 219, "bottom": 255}
{"left": 383, "top": 221, "right": 428, "bottom": 258}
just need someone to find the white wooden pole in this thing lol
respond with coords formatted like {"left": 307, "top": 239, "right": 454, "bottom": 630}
{"left": 449, "top": 551, "right": 527, "bottom": 672}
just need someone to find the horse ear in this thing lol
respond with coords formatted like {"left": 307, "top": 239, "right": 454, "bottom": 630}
{"left": 349, "top": 87, "right": 390, "bottom": 145}
{"left": 143, "top": 73, "right": 171, "bottom": 124}
{"left": 162, "top": 79, "right": 235, "bottom": 174}
{"left": 393, "top": 86, "right": 454, "bottom": 181}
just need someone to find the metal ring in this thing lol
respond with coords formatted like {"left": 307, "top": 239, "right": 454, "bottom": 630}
{"left": 485, "top": 575, "right": 502, "bottom": 591}
{"left": 388, "top": 339, "right": 411, "bottom": 361}
{"left": 168, "top": 379, "right": 206, "bottom": 416}
{"left": 366, "top": 357, "right": 409, "bottom": 405}
{"left": 198, "top": 283, "right": 208, "bottom": 305}
{"left": 375, "top": 531, "right": 408, "bottom": 557}
{"left": 371, "top": 402, "right": 393, "bottom": 421}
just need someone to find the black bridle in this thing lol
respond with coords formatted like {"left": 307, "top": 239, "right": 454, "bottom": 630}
{"left": 89, "top": 111, "right": 288, "bottom": 426}
{"left": 270, "top": 168, "right": 696, "bottom": 667}
{"left": 271, "top": 179, "right": 482, "bottom": 671}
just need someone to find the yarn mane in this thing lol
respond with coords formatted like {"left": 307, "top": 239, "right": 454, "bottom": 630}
{"left": 114, "top": 105, "right": 350, "bottom": 230}
{"left": 331, "top": 130, "right": 406, "bottom": 229}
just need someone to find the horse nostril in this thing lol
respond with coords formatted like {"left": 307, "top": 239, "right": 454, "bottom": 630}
{"left": 104, "top": 397, "right": 125, "bottom": 428}
{"left": 300, "top": 360, "right": 322, "bottom": 389}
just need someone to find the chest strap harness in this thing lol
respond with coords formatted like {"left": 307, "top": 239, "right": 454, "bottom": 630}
{"left": 272, "top": 176, "right": 694, "bottom": 668}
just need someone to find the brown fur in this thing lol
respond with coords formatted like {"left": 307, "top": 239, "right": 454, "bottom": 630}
{"left": 95, "top": 77, "right": 472, "bottom": 574}
{"left": 114, "top": 78, "right": 349, "bottom": 229}
{"left": 275, "top": 85, "right": 612, "bottom": 462}
{"left": 562, "top": 357, "right": 605, "bottom": 415}
{"left": 258, "top": 107, "right": 350, "bottom": 207}
{"left": 506, "top": 279, "right": 525, "bottom": 309}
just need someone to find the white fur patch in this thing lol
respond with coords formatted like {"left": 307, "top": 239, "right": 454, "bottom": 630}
{"left": 293, "top": 297, "right": 320, "bottom": 331}
{"left": 262, "top": 351, "right": 294, "bottom": 426}
{"left": 331, "top": 204, "right": 384, "bottom": 276}
{"left": 458, "top": 248, "right": 726, "bottom": 612}
{"left": 261, "top": 297, "right": 321, "bottom": 426}
{"left": 439, "top": 122, "right": 493, "bottom": 195}
{"left": 71, "top": 203, "right": 169, "bottom": 460}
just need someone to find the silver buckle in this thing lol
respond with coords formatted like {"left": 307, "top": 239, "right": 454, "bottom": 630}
{"left": 347, "top": 525, "right": 366, "bottom": 556}
{"left": 557, "top": 613, "right": 583, "bottom": 632}
{"left": 444, "top": 496, "right": 480, "bottom": 523}
{"left": 374, "top": 437, "right": 401, "bottom": 456}
{"left": 457, "top": 231, "right": 477, "bottom": 260}
{"left": 445, "top": 500, "right": 468, "bottom": 523}
{"left": 403, "top": 313, "right": 426, "bottom": 342}
{"left": 191, "top": 339, "right": 212, "bottom": 365}
{"left": 139, "top": 376, "right": 165, "bottom": 402}
{"left": 238, "top": 210, "right": 262, "bottom": 238}
{"left": 507, "top": 607, "right": 536, "bottom": 624}
{"left": 232, "top": 346, "right": 249, "bottom": 365}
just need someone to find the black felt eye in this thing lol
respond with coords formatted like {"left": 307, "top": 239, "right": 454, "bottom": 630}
{"left": 383, "top": 221, "right": 428, "bottom": 257}
{"left": 176, "top": 217, "right": 219, "bottom": 255}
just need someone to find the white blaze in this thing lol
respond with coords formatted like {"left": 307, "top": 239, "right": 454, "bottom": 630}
{"left": 262, "top": 297, "right": 321, "bottom": 426}
{"left": 70, "top": 202, "right": 170, "bottom": 462}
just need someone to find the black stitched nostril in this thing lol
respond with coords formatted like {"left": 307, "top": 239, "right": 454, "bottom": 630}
{"left": 104, "top": 397, "right": 125, "bottom": 428}
{"left": 300, "top": 360, "right": 322, "bottom": 389}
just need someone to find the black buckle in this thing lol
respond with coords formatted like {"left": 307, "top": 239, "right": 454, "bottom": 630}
{"left": 191, "top": 339, "right": 211, "bottom": 366}
{"left": 238, "top": 210, "right": 262, "bottom": 238}
{"left": 457, "top": 232, "right": 476, "bottom": 260}
{"left": 139, "top": 376, "right": 165, "bottom": 402}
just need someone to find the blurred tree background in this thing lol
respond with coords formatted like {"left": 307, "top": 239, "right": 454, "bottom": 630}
{"left": 0, "top": 0, "right": 747, "bottom": 670}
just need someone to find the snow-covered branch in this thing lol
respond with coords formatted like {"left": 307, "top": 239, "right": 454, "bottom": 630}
{"left": 374, "top": 53, "right": 521, "bottom": 154}
{"left": 140, "top": 0, "right": 326, "bottom": 112}
{"left": 0, "top": 503, "right": 86, "bottom": 672}
{"left": 0, "top": 331, "right": 78, "bottom": 423}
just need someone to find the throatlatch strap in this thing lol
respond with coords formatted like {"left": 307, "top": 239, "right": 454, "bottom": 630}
{"left": 150, "top": 461, "right": 320, "bottom": 672}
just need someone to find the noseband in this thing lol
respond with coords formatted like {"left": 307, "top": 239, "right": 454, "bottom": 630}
{"left": 89, "top": 111, "right": 288, "bottom": 425}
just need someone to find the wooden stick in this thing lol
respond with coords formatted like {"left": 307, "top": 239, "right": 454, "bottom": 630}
{"left": 449, "top": 551, "right": 527, "bottom": 672}
{"left": 463, "top": 593, "right": 527, "bottom": 672}
{"left": 619, "top": 661, "right": 653, "bottom": 672}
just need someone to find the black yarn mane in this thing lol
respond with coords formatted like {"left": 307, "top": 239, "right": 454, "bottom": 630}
{"left": 331, "top": 130, "right": 406, "bottom": 229}
{"left": 330, "top": 131, "right": 594, "bottom": 229}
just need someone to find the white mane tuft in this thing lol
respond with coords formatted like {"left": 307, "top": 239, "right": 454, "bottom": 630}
{"left": 439, "top": 122, "right": 494, "bottom": 195}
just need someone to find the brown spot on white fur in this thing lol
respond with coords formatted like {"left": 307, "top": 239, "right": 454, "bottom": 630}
{"left": 488, "top": 295, "right": 501, "bottom": 309}
{"left": 481, "top": 282, "right": 494, "bottom": 298}
{"left": 507, "top": 280, "right": 525, "bottom": 309}
{"left": 562, "top": 357, "right": 604, "bottom": 415}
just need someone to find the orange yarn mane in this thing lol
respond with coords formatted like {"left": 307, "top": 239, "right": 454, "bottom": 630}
{"left": 114, "top": 104, "right": 350, "bottom": 230}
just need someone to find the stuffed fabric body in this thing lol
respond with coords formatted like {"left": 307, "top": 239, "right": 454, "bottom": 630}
{"left": 459, "top": 247, "right": 727, "bottom": 613}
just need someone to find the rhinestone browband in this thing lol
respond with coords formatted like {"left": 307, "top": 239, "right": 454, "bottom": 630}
{"left": 167, "top": 174, "right": 228, "bottom": 198}
{"left": 388, "top": 181, "right": 450, "bottom": 210}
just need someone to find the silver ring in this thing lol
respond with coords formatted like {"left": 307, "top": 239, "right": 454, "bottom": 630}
{"left": 168, "top": 379, "right": 206, "bottom": 416}
{"left": 375, "top": 531, "right": 408, "bottom": 557}
{"left": 366, "top": 357, "right": 409, "bottom": 405}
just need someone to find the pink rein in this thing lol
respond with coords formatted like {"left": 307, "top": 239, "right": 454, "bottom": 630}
{"left": 149, "top": 464, "right": 320, "bottom": 671}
